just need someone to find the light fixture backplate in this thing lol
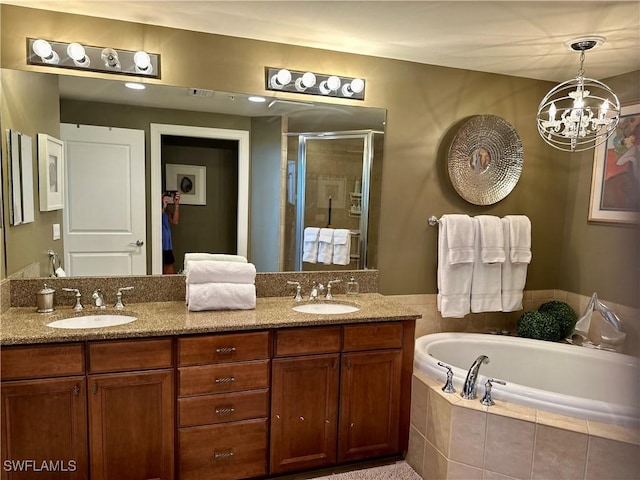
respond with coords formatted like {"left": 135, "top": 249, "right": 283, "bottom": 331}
{"left": 265, "top": 67, "right": 365, "bottom": 100}
{"left": 27, "top": 38, "right": 161, "bottom": 79}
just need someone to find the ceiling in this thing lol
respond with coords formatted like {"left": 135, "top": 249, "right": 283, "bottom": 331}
{"left": 3, "top": 1, "right": 639, "bottom": 83}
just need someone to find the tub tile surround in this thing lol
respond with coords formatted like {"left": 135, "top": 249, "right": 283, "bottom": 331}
{"left": 406, "top": 371, "right": 640, "bottom": 480}
{"left": 390, "top": 290, "right": 640, "bottom": 357}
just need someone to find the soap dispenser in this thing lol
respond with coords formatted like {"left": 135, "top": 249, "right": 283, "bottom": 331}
{"left": 346, "top": 276, "right": 359, "bottom": 296}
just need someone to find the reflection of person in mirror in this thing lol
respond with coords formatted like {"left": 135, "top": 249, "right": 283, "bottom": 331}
{"left": 162, "top": 191, "right": 181, "bottom": 274}
{"left": 470, "top": 147, "right": 491, "bottom": 173}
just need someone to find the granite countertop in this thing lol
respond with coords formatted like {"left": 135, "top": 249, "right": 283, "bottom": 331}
{"left": 0, "top": 293, "right": 421, "bottom": 346}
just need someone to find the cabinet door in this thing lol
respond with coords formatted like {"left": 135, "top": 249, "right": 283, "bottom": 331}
{"left": 270, "top": 354, "right": 339, "bottom": 475}
{"left": 1, "top": 377, "right": 88, "bottom": 480}
{"left": 88, "top": 370, "right": 174, "bottom": 480}
{"left": 338, "top": 350, "right": 402, "bottom": 462}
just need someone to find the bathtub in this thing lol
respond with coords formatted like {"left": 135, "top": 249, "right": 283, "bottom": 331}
{"left": 414, "top": 332, "right": 639, "bottom": 429}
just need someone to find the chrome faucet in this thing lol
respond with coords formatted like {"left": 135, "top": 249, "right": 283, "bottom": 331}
{"left": 286, "top": 281, "right": 303, "bottom": 302}
{"left": 461, "top": 355, "right": 489, "bottom": 400}
{"left": 325, "top": 280, "right": 341, "bottom": 300}
{"left": 92, "top": 289, "right": 106, "bottom": 309}
{"left": 62, "top": 288, "right": 83, "bottom": 311}
{"left": 114, "top": 286, "right": 134, "bottom": 309}
{"left": 309, "top": 282, "right": 324, "bottom": 301}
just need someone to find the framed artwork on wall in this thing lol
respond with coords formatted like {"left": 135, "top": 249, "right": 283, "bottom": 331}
{"left": 165, "top": 163, "right": 207, "bottom": 205}
{"left": 37, "top": 134, "right": 65, "bottom": 211}
{"left": 589, "top": 103, "right": 640, "bottom": 224}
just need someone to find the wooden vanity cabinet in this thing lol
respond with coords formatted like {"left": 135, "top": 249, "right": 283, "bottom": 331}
{"left": 1, "top": 343, "right": 88, "bottom": 480}
{"left": 177, "top": 331, "right": 270, "bottom": 480}
{"left": 86, "top": 338, "right": 174, "bottom": 480}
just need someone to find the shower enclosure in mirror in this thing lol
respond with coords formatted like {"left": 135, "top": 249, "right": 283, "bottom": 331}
{"left": 285, "top": 130, "right": 383, "bottom": 271}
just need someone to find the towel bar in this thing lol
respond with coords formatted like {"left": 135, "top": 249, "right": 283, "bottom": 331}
{"left": 428, "top": 216, "right": 440, "bottom": 227}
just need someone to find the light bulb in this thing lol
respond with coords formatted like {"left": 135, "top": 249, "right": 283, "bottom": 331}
{"left": 270, "top": 68, "right": 292, "bottom": 89}
{"left": 32, "top": 39, "right": 59, "bottom": 64}
{"left": 549, "top": 102, "right": 557, "bottom": 121}
{"left": 67, "top": 43, "right": 89, "bottom": 67}
{"left": 326, "top": 75, "right": 341, "bottom": 91}
{"left": 134, "top": 50, "right": 152, "bottom": 73}
{"left": 295, "top": 72, "right": 316, "bottom": 91}
{"left": 350, "top": 78, "right": 365, "bottom": 93}
{"left": 600, "top": 99, "right": 609, "bottom": 120}
{"left": 341, "top": 78, "right": 365, "bottom": 97}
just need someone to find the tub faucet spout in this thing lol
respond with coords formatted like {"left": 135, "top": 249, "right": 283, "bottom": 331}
{"left": 461, "top": 355, "right": 489, "bottom": 400}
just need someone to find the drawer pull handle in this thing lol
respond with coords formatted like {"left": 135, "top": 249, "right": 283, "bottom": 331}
{"left": 214, "top": 449, "right": 234, "bottom": 460}
{"left": 215, "top": 376, "right": 236, "bottom": 384}
{"left": 215, "top": 406, "right": 236, "bottom": 415}
{"left": 215, "top": 347, "right": 236, "bottom": 354}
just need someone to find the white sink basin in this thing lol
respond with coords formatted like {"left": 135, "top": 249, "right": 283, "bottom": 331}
{"left": 46, "top": 314, "right": 137, "bottom": 329}
{"left": 292, "top": 302, "right": 360, "bottom": 315}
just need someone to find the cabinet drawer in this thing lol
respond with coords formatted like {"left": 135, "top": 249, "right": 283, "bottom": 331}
{"left": 179, "top": 418, "right": 268, "bottom": 480}
{"left": 343, "top": 323, "right": 403, "bottom": 351}
{"left": 1, "top": 343, "right": 84, "bottom": 380}
{"left": 88, "top": 338, "right": 173, "bottom": 373}
{"left": 275, "top": 326, "right": 342, "bottom": 356}
{"left": 179, "top": 389, "right": 269, "bottom": 427}
{"left": 179, "top": 360, "right": 269, "bottom": 396}
{"left": 178, "top": 331, "right": 269, "bottom": 366}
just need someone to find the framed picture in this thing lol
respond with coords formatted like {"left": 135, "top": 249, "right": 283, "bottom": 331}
{"left": 589, "top": 103, "right": 640, "bottom": 224}
{"left": 37, "top": 134, "right": 64, "bottom": 211}
{"left": 165, "top": 163, "right": 207, "bottom": 205}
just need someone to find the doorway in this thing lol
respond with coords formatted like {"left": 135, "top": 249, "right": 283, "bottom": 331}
{"left": 150, "top": 124, "right": 249, "bottom": 275}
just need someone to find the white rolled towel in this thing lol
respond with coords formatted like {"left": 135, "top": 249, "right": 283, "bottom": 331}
{"left": 186, "top": 260, "right": 256, "bottom": 285}
{"left": 332, "top": 229, "right": 351, "bottom": 265}
{"left": 187, "top": 283, "right": 256, "bottom": 311}
{"left": 184, "top": 253, "right": 247, "bottom": 272}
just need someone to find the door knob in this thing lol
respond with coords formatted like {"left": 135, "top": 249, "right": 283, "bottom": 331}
{"left": 129, "top": 240, "right": 144, "bottom": 247}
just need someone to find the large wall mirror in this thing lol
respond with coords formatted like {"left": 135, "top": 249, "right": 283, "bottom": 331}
{"left": 1, "top": 69, "right": 386, "bottom": 278}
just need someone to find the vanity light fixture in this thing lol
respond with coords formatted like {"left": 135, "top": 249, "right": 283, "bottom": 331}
{"left": 27, "top": 38, "right": 160, "bottom": 79}
{"left": 536, "top": 37, "right": 620, "bottom": 152}
{"left": 265, "top": 67, "right": 365, "bottom": 100}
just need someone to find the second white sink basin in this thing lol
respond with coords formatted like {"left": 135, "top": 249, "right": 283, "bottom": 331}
{"left": 46, "top": 314, "right": 137, "bottom": 329}
{"left": 292, "top": 302, "right": 360, "bottom": 315}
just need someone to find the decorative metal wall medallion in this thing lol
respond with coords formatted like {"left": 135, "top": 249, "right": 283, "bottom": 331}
{"left": 448, "top": 115, "right": 523, "bottom": 205}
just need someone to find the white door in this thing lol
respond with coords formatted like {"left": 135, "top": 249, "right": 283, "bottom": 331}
{"left": 61, "top": 124, "right": 146, "bottom": 276}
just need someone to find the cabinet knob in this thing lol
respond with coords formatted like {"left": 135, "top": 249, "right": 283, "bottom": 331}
{"left": 73, "top": 384, "right": 80, "bottom": 396}
{"left": 299, "top": 416, "right": 305, "bottom": 421}
{"left": 92, "top": 383, "right": 98, "bottom": 395}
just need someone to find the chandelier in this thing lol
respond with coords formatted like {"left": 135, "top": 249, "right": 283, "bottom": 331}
{"left": 536, "top": 37, "right": 620, "bottom": 152}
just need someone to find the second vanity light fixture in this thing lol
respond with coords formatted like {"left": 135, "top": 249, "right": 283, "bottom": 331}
{"left": 265, "top": 67, "right": 365, "bottom": 100}
{"left": 28, "top": 38, "right": 160, "bottom": 79}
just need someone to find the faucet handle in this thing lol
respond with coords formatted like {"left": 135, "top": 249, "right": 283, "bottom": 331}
{"left": 436, "top": 362, "right": 456, "bottom": 393}
{"left": 286, "top": 281, "right": 303, "bottom": 302}
{"left": 480, "top": 378, "right": 506, "bottom": 406}
{"left": 62, "top": 288, "right": 83, "bottom": 311}
{"left": 114, "top": 286, "right": 134, "bottom": 309}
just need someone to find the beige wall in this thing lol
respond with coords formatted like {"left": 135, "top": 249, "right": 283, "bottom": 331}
{"left": 1, "top": 68, "right": 64, "bottom": 277}
{"left": 1, "top": 5, "right": 638, "bottom": 307}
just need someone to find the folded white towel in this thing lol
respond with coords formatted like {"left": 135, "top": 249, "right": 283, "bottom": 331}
{"left": 187, "top": 283, "right": 256, "bottom": 311}
{"left": 504, "top": 215, "right": 532, "bottom": 263}
{"left": 442, "top": 214, "right": 475, "bottom": 264}
{"left": 184, "top": 253, "right": 248, "bottom": 272}
{"left": 476, "top": 215, "right": 505, "bottom": 264}
{"left": 317, "top": 228, "right": 334, "bottom": 265}
{"left": 332, "top": 229, "right": 351, "bottom": 265}
{"left": 437, "top": 216, "right": 473, "bottom": 318}
{"left": 471, "top": 217, "right": 502, "bottom": 313}
{"left": 186, "top": 260, "right": 256, "bottom": 285}
{"left": 302, "top": 227, "right": 320, "bottom": 263}
{"left": 501, "top": 217, "right": 528, "bottom": 312}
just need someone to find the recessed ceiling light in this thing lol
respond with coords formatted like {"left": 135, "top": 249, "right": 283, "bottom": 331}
{"left": 124, "top": 82, "right": 145, "bottom": 90}
{"left": 248, "top": 96, "right": 266, "bottom": 103}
